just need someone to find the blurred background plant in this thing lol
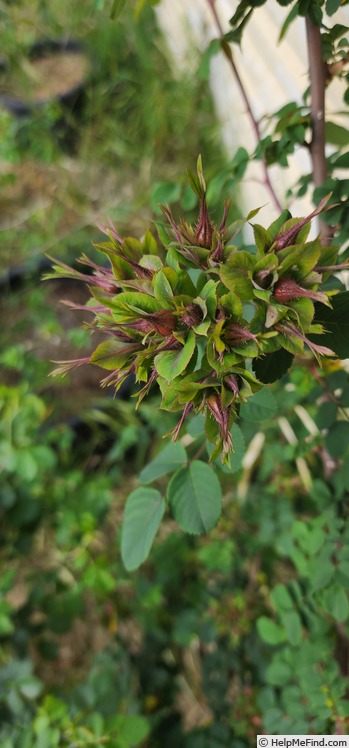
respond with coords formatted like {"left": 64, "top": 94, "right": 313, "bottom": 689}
{"left": 0, "top": 0, "right": 349, "bottom": 746}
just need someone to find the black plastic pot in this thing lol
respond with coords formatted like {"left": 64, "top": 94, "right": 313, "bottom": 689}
{"left": 0, "top": 39, "right": 90, "bottom": 114}
{"left": 0, "top": 264, "right": 134, "bottom": 400}
{"left": 0, "top": 39, "right": 90, "bottom": 150}
{"left": 0, "top": 256, "right": 53, "bottom": 293}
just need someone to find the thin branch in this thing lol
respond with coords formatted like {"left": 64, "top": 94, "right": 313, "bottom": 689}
{"left": 305, "top": 18, "right": 332, "bottom": 243}
{"left": 206, "top": 0, "right": 283, "bottom": 213}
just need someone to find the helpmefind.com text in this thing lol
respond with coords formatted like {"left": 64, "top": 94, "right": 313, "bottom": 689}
{"left": 257, "top": 737, "right": 349, "bottom": 748}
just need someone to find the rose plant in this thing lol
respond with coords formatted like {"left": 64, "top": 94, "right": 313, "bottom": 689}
{"left": 47, "top": 155, "right": 349, "bottom": 569}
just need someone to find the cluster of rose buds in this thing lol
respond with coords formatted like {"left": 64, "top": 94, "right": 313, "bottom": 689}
{"left": 48, "top": 157, "right": 346, "bottom": 463}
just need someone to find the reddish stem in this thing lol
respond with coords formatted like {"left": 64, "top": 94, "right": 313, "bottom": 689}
{"left": 305, "top": 18, "right": 332, "bottom": 243}
{"left": 206, "top": 0, "right": 282, "bottom": 213}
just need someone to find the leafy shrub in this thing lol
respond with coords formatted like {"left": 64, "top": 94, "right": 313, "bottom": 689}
{"left": 1, "top": 0, "right": 349, "bottom": 744}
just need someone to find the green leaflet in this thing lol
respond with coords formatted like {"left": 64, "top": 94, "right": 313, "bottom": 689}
{"left": 253, "top": 349, "right": 294, "bottom": 383}
{"left": 142, "top": 229, "right": 159, "bottom": 255}
{"left": 230, "top": 340, "right": 259, "bottom": 358}
{"left": 252, "top": 223, "right": 273, "bottom": 253}
{"left": 278, "top": 332, "right": 304, "bottom": 355}
{"left": 90, "top": 341, "right": 139, "bottom": 370}
{"left": 193, "top": 318, "right": 211, "bottom": 336}
{"left": 139, "top": 442, "right": 188, "bottom": 484}
{"left": 240, "top": 387, "right": 277, "bottom": 423}
{"left": 280, "top": 610, "right": 302, "bottom": 646}
{"left": 158, "top": 379, "right": 182, "bottom": 412}
{"left": 112, "top": 291, "right": 161, "bottom": 316}
{"left": 287, "top": 297, "right": 314, "bottom": 329}
{"left": 277, "top": 244, "right": 305, "bottom": 275}
{"left": 122, "top": 236, "right": 143, "bottom": 261}
{"left": 207, "top": 337, "right": 242, "bottom": 374}
{"left": 219, "top": 251, "right": 255, "bottom": 299}
{"left": 271, "top": 584, "right": 294, "bottom": 612}
{"left": 168, "top": 461, "right": 222, "bottom": 534}
{"left": 177, "top": 379, "right": 217, "bottom": 404}
{"left": 325, "top": 421, "right": 349, "bottom": 458}
{"left": 295, "top": 241, "right": 321, "bottom": 280}
{"left": 153, "top": 269, "right": 175, "bottom": 308}
{"left": 321, "top": 584, "right": 349, "bottom": 623}
{"left": 311, "top": 292, "right": 349, "bottom": 358}
{"left": 139, "top": 254, "right": 163, "bottom": 272}
{"left": 257, "top": 617, "right": 286, "bottom": 646}
{"left": 277, "top": 241, "right": 320, "bottom": 279}
{"left": 175, "top": 270, "right": 197, "bottom": 297}
{"left": 220, "top": 291, "right": 243, "bottom": 318}
{"left": 172, "top": 242, "right": 211, "bottom": 266}
{"left": 155, "top": 221, "right": 172, "bottom": 249}
{"left": 205, "top": 409, "right": 220, "bottom": 445}
{"left": 254, "top": 252, "right": 278, "bottom": 277}
{"left": 198, "top": 279, "right": 218, "bottom": 317}
{"left": 121, "top": 487, "right": 166, "bottom": 571}
{"left": 267, "top": 209, "right": 292, "bottom": 239}
{"left": 105, "top": 715, "right": 150, "bottom": 747}
{"left": 93, "top": 242, "right": 135, "bottom": 280}
{"left": 253, "top": 288, "right": 272, "bottom": 303}
{"left": 155, "top": 331, "right": 196, "bottom": 381}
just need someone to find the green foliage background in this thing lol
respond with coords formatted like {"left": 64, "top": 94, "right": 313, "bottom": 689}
{"left": 0, "top": 0, "right": 349, "bottom": 746}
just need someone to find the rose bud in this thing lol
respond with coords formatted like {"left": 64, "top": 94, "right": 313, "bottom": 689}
{"left": 195, "top": 196, "right": 214, "bottom": 247}
{"left": 273, "top": 277, "right": 329, "bottom": 305}
{"left": 181, "top": 303, "right": 204, "bottom": 328}
{"left": 225, "top": 323, "right": 258, "bottom": 347}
